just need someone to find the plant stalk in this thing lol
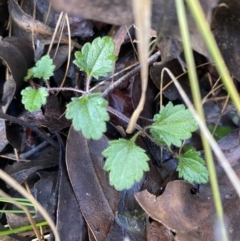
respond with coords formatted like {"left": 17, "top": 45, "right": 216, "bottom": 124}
{"left": 185, "top": 0, "right": 240, "bottom": 113}
{"left": 175, "top": 1, "right": 228, "bottom": 240}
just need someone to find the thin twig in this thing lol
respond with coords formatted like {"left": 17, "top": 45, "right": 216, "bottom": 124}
{"left": 0, "top": 112, "right": 59, "bottom": 149}
{"left": 102, "top": 50, "right": 160, "bottom": 97}
{"left": 107, "top": 106, "right": 142, "bottom": 131}
{"left": 47, "top": 87, "right": 85, "bottom": 95}
{"left": 5, "top": 136, "right": 55, "bottom": 159}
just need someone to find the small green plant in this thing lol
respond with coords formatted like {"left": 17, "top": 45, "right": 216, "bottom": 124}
{"left": 22, "top": 36, "right": 208, "bottom": 191}
{"left": 103, "top": 102, "right": 208, "bottom": 190}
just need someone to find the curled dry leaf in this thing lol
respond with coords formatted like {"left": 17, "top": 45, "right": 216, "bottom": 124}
{"left": 21, "top": 0, "right": 94, "bottom": 38}
{"left": 217, "top": 129, "right": 240, "bottom": 167}
{"left": 113, "top": 25, "right": 131, "bottom": 57}
{"left": 47, "top": 0, "right": 133, "bottom": 25}
{"left": 0, "top": 37, "right": 33, "bottom": 151}
{"left": 146, "top": 220, "right": 175, "bottom": 241}
{"left": 56, "top": 152, "right": 87, "bottom": 241}
{"left": 66, "top": 127, "right": 119, "bottom": 241}
{"left": 5, "top": 146, "right": 59, "bottom": 229}
{"left": 34, "top": 171, "right": 58, "bottom": 220}
{"left": 0, "top": 0, "right": 8, "bottom": 27}
{"left": 8, "top": 0, "right": 77, "bottom": 46}
{"left": 48, "top": 0, "right": 218, "bottom": 58}
{"left": 4, "top": 146, "right": 58, "bottom": 185}
{"left": 6, "top": 170, "right": 58, "bottom": 229}
{"left": 135, "top": 164, "right": 240, "bottom": 240}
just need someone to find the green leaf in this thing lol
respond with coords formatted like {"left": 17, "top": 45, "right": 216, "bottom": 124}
{"left": 24, "top": 68, "right": 33, "bottom": 81}
{"left": 73, "top": 36, "right": 117, "bottom": 79}
{"left": 66, "top": 93, "right": 109, "bottom": 140}
{"left": 150, "top": 102, "right": 198, "bottom": 147}
{"left": 176, "top": 149, "right": 208, "bottom": 184}
{"left": 208, "top": 124, "right": 231, "bottom": 141}
{"left": 21, "top": 87, "right": 49, "bottom": 112}
{"left": 32, "top": 55, "right": 55, "bottom": 80}
{"left": 103, "top": 138, "right": 149, "bottom": 191}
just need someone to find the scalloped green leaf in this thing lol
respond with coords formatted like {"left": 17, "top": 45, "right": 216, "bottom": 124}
{"left": 150, "top": 102, "right": 198, "bottom": 147}
{"left": 176, "top": 149, "right": 208, "bottom": 184}
{"left": 73, "top": 36, "right": 117, "bottom": 79}
{"left": 103, "top": 138, "right": 149, "bottom": 191}
{"left": 21, "top": 87, "right": 49, "bottom": 112}
{"left": 24, "top": 68, "right": 34, "bottom": 81}
{"left": 65, "top": 93, "right": 109, "bottom": 140}
{"left": 32, "top": 55, "right": 55, "bottom": 80}
{"left": 208, "top": 124, "right": 231, "bottom": 141}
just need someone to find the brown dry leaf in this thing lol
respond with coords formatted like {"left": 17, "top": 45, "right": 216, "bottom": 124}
{"left": 113, "top": 25, "right": 131, "bottom": 57}
{"left": 66, "top": 127, "right": 119, "bottom": 241}
{"left": 149, "top": 37, "right": 185, "bottom": 94}
{"left": 135, "top": 164, "right": 240, "bottom": 240}
{"left": 48, "top": 0, "right": 218, "bottom": 58}
{"left": 175, "top": 233, "right": 201, "bottom": 241}
{"left": 50, "top": 45, "right": 69, "bottom": 70}
{"left": 47, "top": 0, "right": 133, "bottom": 25}
{"left": 8, "top": 0, "right": 75, "bottom": 46}
{"left": 44, "top": 95, "right": 71, "bottom": 132}
{"left": 5, "top": 146, "right": 59, "bottom": 230}
{"left": 216, "top": 129, "right": 240, "bottom": 167}
{"left": 152, "top": 0, "right": 218, "bottom": 57}
{"left": 6, "top": 170, "right": 58, "bottom": 230}
{"left": 4, "top": 146, "right": 58, "bottom": 185}
{"left": 0, "top": 37, "right": 33, "bottom": 99}
{"left": 56, "top": 152, "right": 87, "bottom": 241}
{"left": 34, "top": 171, "right": 58, "bottom": 220}
{"left": 21, "top": 0, "right": 93, "bottom": 38}
{"left": 147, "top": 220, "right": 175, "bottom": 241}
{"left": 0, "top": 0, "right": 8, "bottom": 26}
{"left": 0, "top": 37, "right": 33, "bottom": 151}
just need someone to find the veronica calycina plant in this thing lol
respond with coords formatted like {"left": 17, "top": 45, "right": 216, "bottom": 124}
{"left": 21, "top": 36, "right": 208, "bottom": 191}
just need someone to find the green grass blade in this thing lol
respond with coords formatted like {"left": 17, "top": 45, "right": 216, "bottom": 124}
{"left": 0, "top": 221, "right": 48, "bottom": 236}
{"left": 185, "top": 0, "right": 240, "bottom": 113}
{"left": 175, "top": 1, "right": 229, "bottom": 240}
{"left": 0, "top": 198, "right": 34, "bottom": 207}
{"left": 0, "top": 210, "right": 36, "bottom": 214}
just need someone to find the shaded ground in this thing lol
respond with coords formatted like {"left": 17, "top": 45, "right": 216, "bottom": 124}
{"left": 0, "top": 0, "right": 240, "bottom": 240}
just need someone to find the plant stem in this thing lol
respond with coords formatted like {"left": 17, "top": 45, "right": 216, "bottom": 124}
{"left": 0, "top": 112, "right": 59, "bottom": 149}
{"left": 86, "top": 76, "right": 91, "bottom": 93}
{"left": 48, "top": 88, "right": 143, "bottom": 132}
{"left": 47, "top": 87, "right": 85, "bottom": 95}
{"left": 107, "top": 106, "right": 142, "bottom": 131}
{"left": 102, "top": 50, "right": 160, "bottom": 97}
{"left": 130, "top": 131, "right": 142, "bottom": 143}
{"left": 0, "top": 221, "right": 48, "bottom": 236}
{"left": 142, "top": 126, "right": 174, "bottom": 155}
